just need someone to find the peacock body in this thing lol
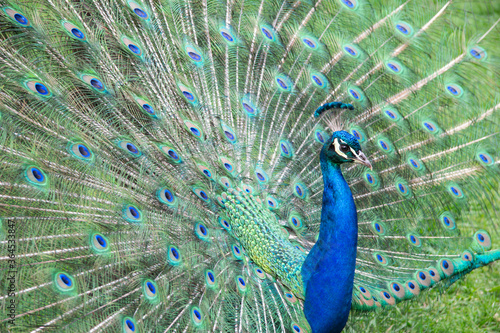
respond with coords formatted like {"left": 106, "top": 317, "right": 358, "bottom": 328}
{"left": 1, "top": 0, "right": 500, "bottom": 332}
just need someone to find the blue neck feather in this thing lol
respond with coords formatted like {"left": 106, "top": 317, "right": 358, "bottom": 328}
{"left": 301, "top": 153, "right": 358, "bottom": 333}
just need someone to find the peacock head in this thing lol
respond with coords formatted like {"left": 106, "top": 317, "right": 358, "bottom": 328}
{"left": 322, "top": 131, "right": 372, "bottom": 169}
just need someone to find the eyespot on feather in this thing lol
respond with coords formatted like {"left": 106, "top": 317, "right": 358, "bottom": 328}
{"left": 90, "top": 233, "right": 109, "bottom": 253}
{"left": 192, "top": 186, "right": 210, "bottom": 203}
{"left": 475, "top": 151, "right": 494, "bottom": 167}
{"left": 3, "top": 7, "right": 30, "bottom": 27}
{"left": 231, "top": 244, "right": 243, "bottom": 260}
{"left": 293, "top": 182, "right": 307, "bottom": 199}
{"left": 127, "top": 1, "right": 150, "bottom": 20}
{"left": 142, "top": 279, "right": 158, "bottom": 301}
{"left": 373, "top": 252, "right": 390, "bottom": 266}
{"left": 240, "top": 183, "right": 254, "bottom": 194}
{"left": 343, "top": 44, "right": 361, "bottom": 58}
{"left": 385, "top": 60, "right": 404, "bottom": 75}
{"left": 438, "top": 258, "right": 454, "bottom": 276}
{"left": 24, "top": 166, "right": 48, "bottom": 186}
{"left": 275, "top": 74, "right": 293, "bottom": 92}
{"left": 219, "top": 25, "right": 237, "bottom": 44}
{"left": 469, "top": 46, "right": 487, "bottom": 61}
{"left": 190, "top": 306, "right": 203, "bottom": 326}
{"left": 266, "top": 195, "right": 279, "bottom": 210}
{"left": 134, "top": 97, "right": 156, "bottom": 117}
{"left": 122, "top": 204, "right": 143, "bottom": 223}
{"left": 219, "top": 216, "right": 231, "bottom": 231}
{"left": 348, "top": 87, "right": 364, "bottom": 101}
{"left": 340, "top": 0, "right": 360, "bottom": 10}
{"left": 68, "top": 142, "right": 94, "bottom": 161}
{"left": 255, "top": 167, "right": 269, "bottom": 184}
{"left": 280, "top": 140, "right": 294, "bottom": 158}
{"left": 121, "top": 36, "right": 143, "bottom": 57}
{"left": 407, "top": 155, "right": 425, "bottom": 172}
{"left": 284, "top": 291, "right": 298, "bottom": 303}
{"left": 377, "top": 136, "right": 394, "bottom": 154}
{"left": 407, "top": 233, "right": 422, "bottom": 247}
{"left": 421, "top": 120, "right": 440, "bottom": 134}
{"left": 81, "top": 74, "right": 107, "bottom": 93}
{"left": 364, "top": 170, "right": 379, "bottom": 189}
{"left": 197, "top": 163, "right": 215, "bottom": 180}
{"left": 395, "top": 180, "right": 412, "bottom": 198}
{"left": 301, "top": 35, "right": 319, "bottom": 50}
{"left": 314, "top": 128, "right": 327, "bottom": 143}
{"left": 219, "top": 156, "right": 236, "bottom": 176}
{"left": 349, "top": 125, "right": 366, "bottom": 143}
{"left": 54, "top": 272, "right": 75, "bottom": 293}
{"left": 252, "top": 266, "right": 266, "bottom": 280}
{"left": 405, "top": 280, "right": 420, "bottom": 296}
{"left": 379, "top": 290, "right": 396, "bottom": 305}
{"left": 122, "top": 317, "right": 137, "bottom": 333}
{"left": 260, "top": 24, "right": 277, "bottom": 42}
{"left": 184, "top": 44, "right": 204, "bottom": 65}
{"left": 382, "top": 107, "right": 401, "bottom": 122}
{"left": 168, "top": 245, "right": 182, "bottom": 265}
{"left": 310, "top": 71, "right": 329, "bottom": 89}
{"left": 177, "top": 82, "right": 198, "bottom": 105}
{"left": 415, "top": 270, "right": 431, "bottom": 288}
{"left": 118, "top": 140, "right": 142, "bottom": 157}
{"left": 445, "top": 83, "right": 464, "bottom": 98}
{"left": 157, "top": 186, "right": 177, "bottom": 207}
{"left": 288, "top": 213, "right": 304, "bottom": 230}
{"left": 25, "top": 80, "right": 52, "bottom": 97}
{"left": 357, "top": 285, "right": 372, "bottom": 300}
{"left": 395, "top": 21, "right": 414, "bottom": 36}
{"left": 159, "top": 144, "right": 182, "bottom": 164}
{"left": 371, "top": 220, "right": 387, "bottom": 236}
{"left": 241, "top": 94, "right": 260, "bottom": 116}
{"left": 236, "top": 275, "right": 247, "bottom": 293}
{"left": 205, "top": 269, "right": 217, "bottom": 288}
{"left": 428, "top": 267, "right": 441, "bottom": 283}
{"left": 184, "top": 120, "right": 204, "bottom": 140}
{"left": 461, "top": 250, "right": 474, "bottom": 262}
{"left": 62, "top": 21, "right": 86, "bottom": 41}
{"left": 388, "top": 281, "right": 405, "bottom": 300}
{"left": 446, "top": 183, "right": 465, "bottom": 199}
{"left": 194, "top": 222, "right": 210, "bottom": 241}
{"left": 219, "top": 177, "right": 233, "bottom": 189}
{"left": 439, "top": 212, "right": 456, "bottom": 230}
{"left": 471, "top": 230, "right": 492, "bottom": 253}
{"left": 221, "top": 122, "right": 237, "bottom": 143}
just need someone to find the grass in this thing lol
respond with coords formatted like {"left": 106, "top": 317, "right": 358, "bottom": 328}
{"left": 346, "top": 202, "right": 500, "bottom": 333}
{"left": 346, "top": 264, "right": 500, "bottom": 332}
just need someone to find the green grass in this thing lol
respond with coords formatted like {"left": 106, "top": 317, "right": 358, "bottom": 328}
{"left": 346, "top": 264, "right": 500, "bottom": 332}
{"left": 346, "top": 202, "right": 500, "bottom": 333}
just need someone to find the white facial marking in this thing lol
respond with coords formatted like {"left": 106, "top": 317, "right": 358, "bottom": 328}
{"left": 350, "top": 147, "right": 361, "bottom": 159}
{"left": 333, "top": 138, "right": 349, "bottom": 159}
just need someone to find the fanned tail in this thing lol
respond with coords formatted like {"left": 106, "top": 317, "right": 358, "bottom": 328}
{"left": 1, "top": 0, "right": 499, "bottom": 332}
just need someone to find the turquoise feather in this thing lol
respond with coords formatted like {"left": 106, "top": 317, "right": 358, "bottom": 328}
{"left": 0, "top": 0, "right": 499, "bottom": 332}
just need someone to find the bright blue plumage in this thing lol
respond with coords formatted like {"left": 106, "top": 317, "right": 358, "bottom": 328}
{"left": 302, "top": 141, "right": 358, "bottom": 332}
{"left": 302, "top": 131, "right": 370, "bottom": 333}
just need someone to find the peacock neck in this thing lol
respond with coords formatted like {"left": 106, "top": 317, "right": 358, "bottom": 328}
{"left": 318, "top": 159, "right": 359, "bottom": 249}
{"left": 301, "top": 155, "right": 358, "bottom": 333}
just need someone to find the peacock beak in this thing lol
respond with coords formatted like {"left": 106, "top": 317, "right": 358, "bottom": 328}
{"left": 352, "top": 151, "right": 372, "bottom": 170}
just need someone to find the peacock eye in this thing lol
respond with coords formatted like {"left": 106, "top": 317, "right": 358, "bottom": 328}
{"left": 340, "top": 144, "right": 349, "bottom": 153}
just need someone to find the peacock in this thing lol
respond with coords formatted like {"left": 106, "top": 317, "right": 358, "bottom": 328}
{"left": 1, "top": 0, "right": 500, "bottom": 332}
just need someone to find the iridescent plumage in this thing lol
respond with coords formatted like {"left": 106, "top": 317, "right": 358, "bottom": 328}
{"left": 1, "top": 0, "right": 499, "bottom": 332}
